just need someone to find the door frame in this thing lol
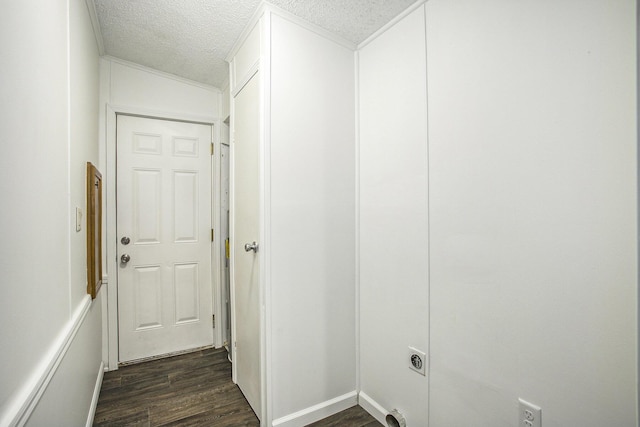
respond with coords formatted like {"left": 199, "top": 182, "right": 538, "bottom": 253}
{"left": 103, "top": 104, "right": 222, "bottom": 370}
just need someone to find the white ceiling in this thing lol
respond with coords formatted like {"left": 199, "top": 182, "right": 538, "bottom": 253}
{"left": 91, "top": 0, "right": 417, "bottom": 88}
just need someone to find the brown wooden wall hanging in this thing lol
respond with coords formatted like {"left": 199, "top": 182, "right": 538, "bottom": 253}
{"left": 87, "top": 162, "right": 102, "bottom": 299}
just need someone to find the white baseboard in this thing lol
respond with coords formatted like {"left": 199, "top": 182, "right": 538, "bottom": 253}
{"left": 358, "top": 391, "right": 389, "bottom": 426}
{"left": 272, "top": 391, "right": 358, "bottom": 427}
{"left": 0, "top": 296, "right": 92, "bottom": 427}
{"left": 85, "top": 361, "right": 105, "bottom": 427}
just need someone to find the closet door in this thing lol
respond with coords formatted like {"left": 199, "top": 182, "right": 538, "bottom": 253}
{"left": 231, "top": 71, "right": 262, "bottom": 419}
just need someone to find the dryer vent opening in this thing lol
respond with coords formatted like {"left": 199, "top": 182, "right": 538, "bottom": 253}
{"left": 385, "top": 409, "right": 406, "bottom": 427}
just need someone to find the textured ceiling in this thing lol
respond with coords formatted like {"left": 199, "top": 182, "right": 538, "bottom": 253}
{"left": 92, "top": 0, "right": 417, "bottom": 88}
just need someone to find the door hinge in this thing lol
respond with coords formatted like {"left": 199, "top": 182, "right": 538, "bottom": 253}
{"left": 212, "top": 314, "right": 215, "bottom": 328}
{"left": 211, "top": 143, "right": 214, "bottom": 155}
{"left": 211, "top": 229, "right": 214, "bottom": 242}
{"left": 225, "top": 238, "right": 230, "bottom": 259}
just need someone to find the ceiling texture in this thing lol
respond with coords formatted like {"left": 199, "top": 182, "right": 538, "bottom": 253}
{"left": 92, "top": 0, "right": 417, "bottom": 88}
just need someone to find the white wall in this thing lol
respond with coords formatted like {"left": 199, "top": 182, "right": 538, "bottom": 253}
{"left": 103, "top": 57, "right": 220, "bottom": 120}
{"left": 28, "top": 294, "right": 103, "bottom": 426}
{"left": 358, "top": 0, "right": 637, "bottom": 425}
{"left": 70, "top": 0, "right": 101, "bottom": 310}
{"left": 0, "top": 0, "right": 103, "bottom": 424}
{"left": 426, "top": 0, "right": 637, "bottom": 426}
{"left": 357, "top": 5, "right": 429, "bottom": 426}
{"left": 268, "top": 13, "right": 356, "bottom": 424}
{"left": 221, "top": 83, "right": 230, "bottom": 125}
{"left": 99, "top": 57, "right": 221, "bottom": 369}
{"left": 0, "top": 4, "right": 70, "bottom": 413}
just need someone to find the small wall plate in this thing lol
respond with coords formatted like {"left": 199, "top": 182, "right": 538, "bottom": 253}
{"left": 408, "top": 346, "right": 426, "bottom": 376}
{"left": 76, "top": 207, "right": 83, "bottom": 232}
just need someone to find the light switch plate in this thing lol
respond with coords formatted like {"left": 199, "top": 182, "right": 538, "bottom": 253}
{"left": 76, "top": 207, "right": 83, "bottom": 232}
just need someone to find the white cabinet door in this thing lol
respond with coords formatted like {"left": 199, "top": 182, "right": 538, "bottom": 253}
{"left": 117, "top": 115, "right": 213, "bottom": 363}
{"left": 232, "top": 72, "right": 262, "bottom": 419}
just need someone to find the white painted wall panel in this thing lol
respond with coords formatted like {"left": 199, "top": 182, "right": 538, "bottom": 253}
{"left": 426, "top": 0, "right": 637, "bottom": 425}
{"left": 0, "top": 0, "right": 71, "bottom": 418}
{"left": 27, "top": 295, "right": 103, "bottom": 427}
{"left": 232, "top": 22, "right": 261, "bottom": 92}
{"left": 108, "top": 59, "right": 219, "bottom": 119}
{"left": 221, "top": 84, "right": 230, "bottom": 122}
{"left": 269, "top": 14, "right": 356, "bottom": 421}
{"left": 358, "top": 5, "right": 429, "bottom": 426}
{"left": 0, "top": 0, "right": 103, "bottom": 424}
{"left": 70, "top": 0, "right": 100, "bottom": 310}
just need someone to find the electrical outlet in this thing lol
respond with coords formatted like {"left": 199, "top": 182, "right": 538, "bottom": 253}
{"left": 407, "top": 347, "right": 426, "bottom": 376}
{"left": 518, "top": 399, "right": 541, "bottom": 427}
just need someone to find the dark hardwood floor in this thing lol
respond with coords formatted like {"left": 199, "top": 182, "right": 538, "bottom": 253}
{"left": 93, "top": 347, "right": 381, "bottom": 427}
{"left": 306, "top": 406, "right": 382, "bottom": 427}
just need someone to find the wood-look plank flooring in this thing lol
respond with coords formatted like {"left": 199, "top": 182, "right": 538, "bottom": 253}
{"left": 306, "top": 406, "right": 382, "bottom": 427}
{"left": 93, "top": 347, "right": 382, "bottom": 427}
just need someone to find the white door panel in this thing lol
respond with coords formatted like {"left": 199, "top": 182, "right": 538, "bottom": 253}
{"left": 232, "top": 73, "right": 262, "bottom": 419}
{"left": 117, "top": 115, "right": 213, "bottom": 363}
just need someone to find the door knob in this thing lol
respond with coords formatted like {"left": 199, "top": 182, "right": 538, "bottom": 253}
{"left": 121, "top": 254, "right": 131, "bottom": 263}
{"left": 244, "top": 242, "right": 258, "bottom": 253}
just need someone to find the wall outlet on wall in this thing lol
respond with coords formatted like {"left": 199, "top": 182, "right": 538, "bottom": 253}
{"left": 518, "top": 398, "right": 541, "bottom": 427}
{"left": 408, "top": 346, "right": 426, "bottom": 376}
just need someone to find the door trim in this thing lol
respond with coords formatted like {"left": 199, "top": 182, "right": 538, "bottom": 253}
{"left": 104, "top": 104, "right": 221, "bottom": 371}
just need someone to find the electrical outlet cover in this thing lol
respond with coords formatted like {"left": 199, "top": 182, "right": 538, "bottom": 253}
{"left": 518, "top": 398, "right": 541, "bottom": 427}
{"left": 408, "top": 347, "right": 426, "bottom": 376}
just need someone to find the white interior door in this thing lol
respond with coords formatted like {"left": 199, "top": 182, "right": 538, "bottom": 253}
{"left": 117, "top": 115, "right": 214, "bottom": 363}
{"left": 232, "top": 73, "right": 262, "bottom": 419}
